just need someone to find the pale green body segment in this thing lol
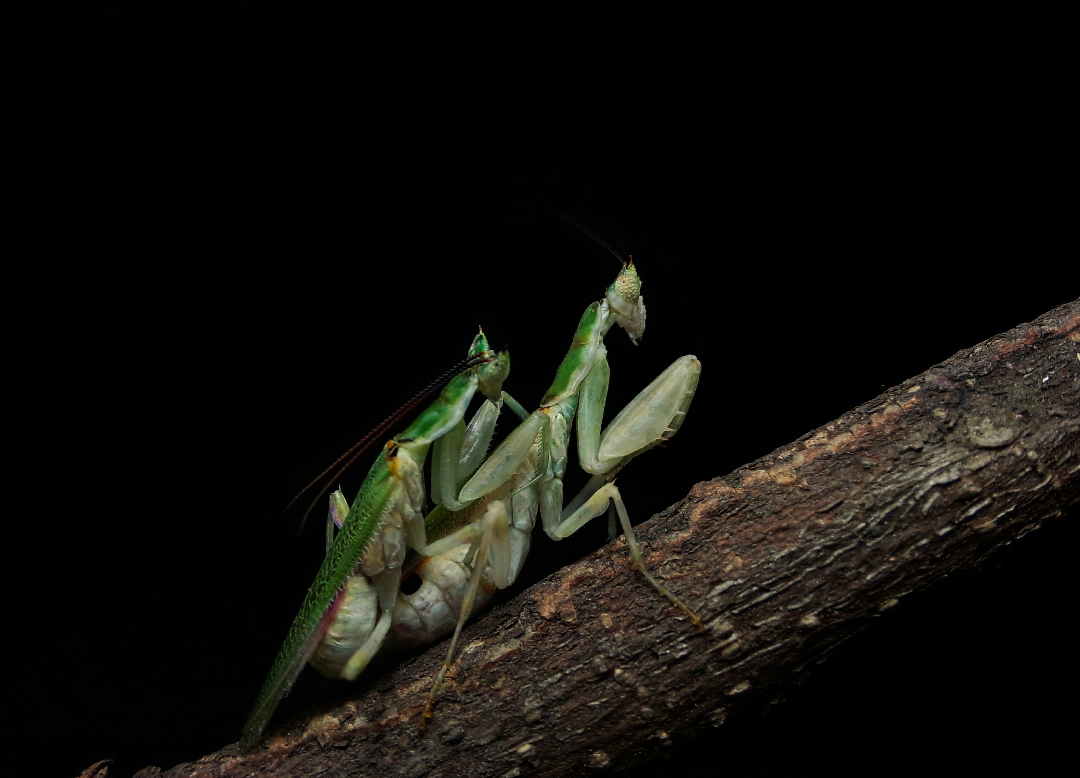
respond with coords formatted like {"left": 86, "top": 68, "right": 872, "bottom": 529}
{"left": 240, "top": 333, "right": 510, "bottom": 750}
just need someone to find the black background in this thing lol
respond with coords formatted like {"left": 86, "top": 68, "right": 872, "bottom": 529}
{"left": 7, "top": 7, "right": 1076, "bottom": 777}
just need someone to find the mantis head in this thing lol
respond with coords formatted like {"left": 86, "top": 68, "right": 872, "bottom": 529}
{"left": 470, "top": 329, "right": 511, "bottom": 402}
{"left": 605, "top": 259, "right": 646, "bottom": 345}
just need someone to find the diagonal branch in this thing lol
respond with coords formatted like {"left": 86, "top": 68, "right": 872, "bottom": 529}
{"left": 131, "top": 300, "right": 1079, "bottom": 778}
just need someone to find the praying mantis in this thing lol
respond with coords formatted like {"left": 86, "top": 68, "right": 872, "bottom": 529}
{"left": 240, "top": 258, "right": 701, "bottom": 749}
{"left": 239, "top": 332, "right": 514, "bottom": 750}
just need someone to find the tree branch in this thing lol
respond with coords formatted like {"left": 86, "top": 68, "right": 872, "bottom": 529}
{"left": 132, "top": 300, "right": 1078, "bottom": 778}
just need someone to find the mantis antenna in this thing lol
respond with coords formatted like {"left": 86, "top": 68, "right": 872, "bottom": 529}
{"left": 555, "top": 211, "right": 632, "bottom": 265}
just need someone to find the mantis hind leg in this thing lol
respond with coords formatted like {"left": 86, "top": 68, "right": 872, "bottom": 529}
{"left": 419, "top": 499, "right": 508, "bottom": 733}
{"left": 555, "top": 481, "right": 704, "bottom": 630}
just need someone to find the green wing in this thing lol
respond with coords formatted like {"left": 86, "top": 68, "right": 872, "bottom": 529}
{"left": 239, "top": 449, "right": 396, "bottom": 750}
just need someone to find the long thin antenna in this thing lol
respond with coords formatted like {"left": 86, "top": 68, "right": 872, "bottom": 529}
{"left": 555, "top": 211, "right": 629, "bottom": 264}
{"left": 286, "top": 352, "right": 492, "bottom": 531}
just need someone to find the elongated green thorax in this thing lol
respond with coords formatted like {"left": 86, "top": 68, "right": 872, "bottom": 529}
{"left": 542, "top": 301, "right": 602, "bottom": 406}
{"left": 398, "top": 330, "right": 508, "bottom": 445}
{"left": 398, "top": 370, "right": 479, "bottom": 445}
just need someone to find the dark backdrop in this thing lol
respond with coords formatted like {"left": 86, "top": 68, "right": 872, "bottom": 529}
{"left": 7, "top": 7, "right": 1074, "bottom": 777}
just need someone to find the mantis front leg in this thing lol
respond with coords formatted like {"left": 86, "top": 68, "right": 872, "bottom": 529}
{"left": 545, "top": 353, "right": 704, "bottom": 628}
{"left": 429, "top": 387, "right": 529, "bottom": 514}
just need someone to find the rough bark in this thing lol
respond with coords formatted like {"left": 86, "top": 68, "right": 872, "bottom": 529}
{"left": 131, "top": 300, "right": 1078, "bottom": 778}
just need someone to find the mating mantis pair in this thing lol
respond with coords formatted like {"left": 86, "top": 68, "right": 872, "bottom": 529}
{"left": 240, "top": 260, "right": 701, "bottom": 750}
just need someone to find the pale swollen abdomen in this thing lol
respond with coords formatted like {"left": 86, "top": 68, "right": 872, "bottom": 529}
{"left": 388, "top": 545, "right": 497, "bottom": 649}
{"left": 309, "top": 574, "right": 380, "bottom": 678}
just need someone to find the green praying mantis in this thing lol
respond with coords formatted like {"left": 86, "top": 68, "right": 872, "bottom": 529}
{"left": 240, "top": 258, "right": 702, "bottom": 750}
